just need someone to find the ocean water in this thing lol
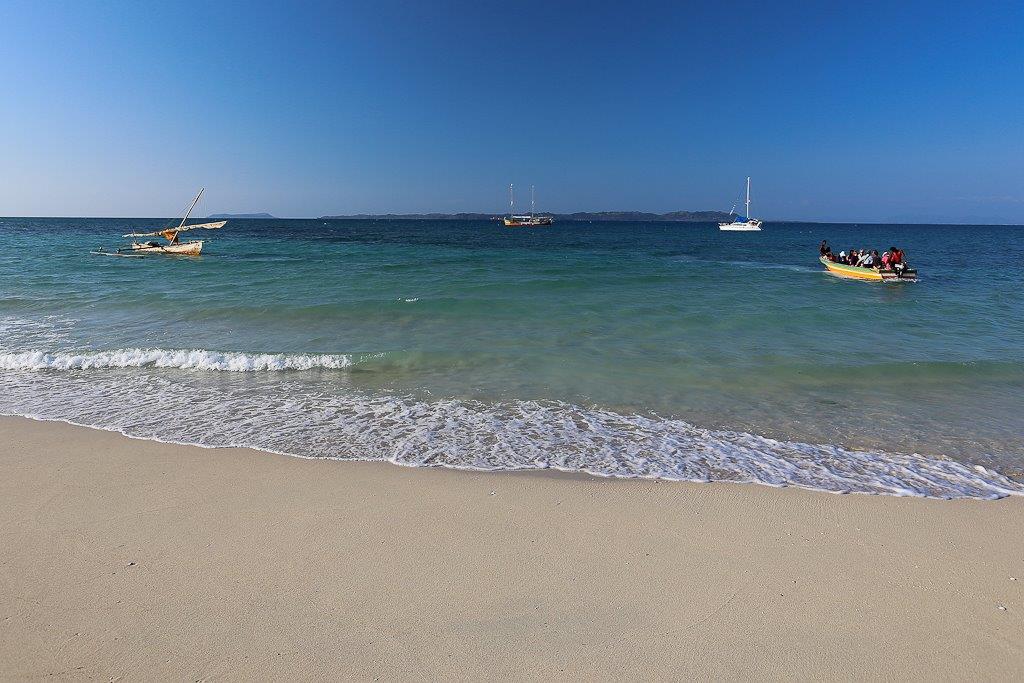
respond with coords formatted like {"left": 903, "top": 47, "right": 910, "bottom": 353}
{"left": 1, "top": 217, "right": 1022, "bottom": 499}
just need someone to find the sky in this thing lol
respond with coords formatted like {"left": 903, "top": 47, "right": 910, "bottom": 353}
{"left": 1, "top": 0, "right": 1022, "bottom": 222}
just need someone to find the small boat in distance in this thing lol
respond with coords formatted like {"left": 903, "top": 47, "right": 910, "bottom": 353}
{"left": 504, "top": 184, "right": 554, "bottom": 227}
{"left": 121, "top": 188, "right": 226, "bottom": 255}
{"left": 719, "top": 177, "right": 763, "bottom": 231}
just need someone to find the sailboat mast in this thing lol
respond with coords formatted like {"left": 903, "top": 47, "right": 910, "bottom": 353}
{"left": 509, "top": 183, "right": 514, "bottom": 216}
{"left": 531, "top": 185, "right": 535, "bottom": 217}
{"left": 745, "top": 177, "right": 750, "bottom": 219}
{"left": 179, "top": 188, "right": 204, "bottom": 229}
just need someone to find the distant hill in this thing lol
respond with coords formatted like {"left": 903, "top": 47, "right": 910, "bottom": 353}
{"left": 207, "top": 213, "right": 275, "bottom": 219}
{"left": 558, "top": 210, "right": 733, "bottom": 222}
{"left": 321, "top": 212, "right": 496, "bottom": 221}
{"left": 319, "top": 210, "right": 734, "bottom": 222}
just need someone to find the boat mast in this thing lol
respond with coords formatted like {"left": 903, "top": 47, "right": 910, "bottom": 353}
{"left": 531, "top": 185, "right": 535, "bottom": 217}
{"left": 745, "top": 177, "right": 750, "bottom": 220}
{"left": 509, "top": 183, "right": 514, "bottom": 216}
{"left": 179, "top": 188, "right": 204, "bottom": 229}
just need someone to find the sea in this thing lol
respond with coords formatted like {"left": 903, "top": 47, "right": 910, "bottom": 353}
{"left": 1, "top": 218, "right": 1022, "bottom": 499}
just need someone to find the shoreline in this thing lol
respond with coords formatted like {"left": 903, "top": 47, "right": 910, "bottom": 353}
{"left": 3, "top": 406, "right": 1020, "bottom": 500}
{"left": 1, "top": 415, "right": 1022, "bottom": 678}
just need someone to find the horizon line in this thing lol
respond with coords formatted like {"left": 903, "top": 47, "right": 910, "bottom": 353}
{"left": 3, "top": 215, "right": 1023, "bottom": 227}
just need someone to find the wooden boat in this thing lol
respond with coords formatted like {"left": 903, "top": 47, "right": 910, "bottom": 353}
{"left": 504, "top": 215, "right": 554, "bottom": 227}
{"left": 504, "top": 184, "right": 554, "bottom": 227}
{"left": 127, "top": 239, "right": 213, "bottom": 255}
{"left": 120, "top": 189, "right": 225, "bottom": 256}
{"left": 820, "top": 256, "right": 917, "bottom": 282}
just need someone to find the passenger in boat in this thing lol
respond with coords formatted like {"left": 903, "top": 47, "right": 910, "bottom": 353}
{"left": 819, "top": 240, "right": 830, "bottom": 256}
{"left": 881, "top": 251, "right": 892, "bottom": 268}
{"left": 855, "top": 250, "right": 871, "bottom": 267}
{"left": 889, "top": 247, "right": 908, "bottom": 277}
{"left": 839, "top": 250, "right": 847, "bottom": 264}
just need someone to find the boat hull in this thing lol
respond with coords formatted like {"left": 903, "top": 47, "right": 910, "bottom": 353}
{"left": 130, "top": 240, "right": 204, "bottom": 255}
{"left": 718, "top": 222, "right": 762, "bottom": 231}
{"left": 819, "top": 256, "right": 916, "bottom": 282}
{"left": 504, "top": 216, "right": 554, "bottom": 227}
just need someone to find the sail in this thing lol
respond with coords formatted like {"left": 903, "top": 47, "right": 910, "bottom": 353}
{"left": 123, "top": 221, "right": 226, "bottom": 237}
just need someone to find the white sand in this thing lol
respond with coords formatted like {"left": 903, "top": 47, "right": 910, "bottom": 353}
{"left": 1, "top": 416, "right": 1021, "bottom": 679}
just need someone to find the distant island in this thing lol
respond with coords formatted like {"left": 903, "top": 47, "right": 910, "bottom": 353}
{"left": 319, "top": 210, "right": 733, "bottom": 222}
{"left": 207, "top": 213, "right": 276, "bottom": 219}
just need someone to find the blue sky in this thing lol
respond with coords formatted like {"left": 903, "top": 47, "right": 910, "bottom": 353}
{"left": 1, "top": 0, "right": 1021, "bottom": 222}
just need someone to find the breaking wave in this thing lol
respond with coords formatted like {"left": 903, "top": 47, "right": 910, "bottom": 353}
{"left": 0, "top": 348, "right": 355, "bottom": 372}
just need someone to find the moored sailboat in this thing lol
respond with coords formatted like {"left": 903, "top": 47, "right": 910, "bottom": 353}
{"left": 719, "top": 177, "right": 762, "bottom": 231}
{"left": 503, "top": 184, "right": 554, "bottom": 227}
{"left": 121, "top": 189, "right": 225, "bottom": 255}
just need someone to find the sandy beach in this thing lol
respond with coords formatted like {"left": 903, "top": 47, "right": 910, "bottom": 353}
{"left": 1, "top": 415, "right": 1021, "bottom": 679}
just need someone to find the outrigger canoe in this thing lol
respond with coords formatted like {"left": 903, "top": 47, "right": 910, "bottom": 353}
{"left": 126, "top": 238, "right": 213, "bottom": 255}
{"left": 820, "top": 256, "right": 917, "bottom": 282}
{"left": 117, "top": 189, "right": 224, "bottom": 256}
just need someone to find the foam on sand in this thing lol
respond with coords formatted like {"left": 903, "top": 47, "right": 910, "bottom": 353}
{"left": 2, "top": 356, "right": 1022, "bottom": 500}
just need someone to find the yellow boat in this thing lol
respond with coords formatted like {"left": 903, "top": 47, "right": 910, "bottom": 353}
{"left": 819, "top": 256, "right": 916, "bottom": 282}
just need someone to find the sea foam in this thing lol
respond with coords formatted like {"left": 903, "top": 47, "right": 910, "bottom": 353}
{"left": 2, "top": 358, "right": 1022, "bottom": 500}
{"left": 0, "top": 348, "right": 354, "bottom": 372}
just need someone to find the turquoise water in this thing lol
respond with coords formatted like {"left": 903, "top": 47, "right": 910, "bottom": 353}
{"left": 2, "top": 218, "right": 1022, "bottom": 497}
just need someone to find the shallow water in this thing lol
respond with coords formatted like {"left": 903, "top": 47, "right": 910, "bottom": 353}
{"left": 1, "top": 218, "right": 1022, "bottom": 498}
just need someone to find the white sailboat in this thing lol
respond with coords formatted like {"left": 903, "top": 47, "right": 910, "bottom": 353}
{"left": 719, "top": 177, "right": 762, "bottom": 231}
{"left": 121, "top": 188, "right": 226, "bottom": 255}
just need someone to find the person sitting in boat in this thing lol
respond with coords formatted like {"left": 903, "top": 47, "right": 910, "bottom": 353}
{"left": 855, "top": 250, "right": 872, "bottom": 267}
{"left": 889, "top": 247, "right": 908, "bottom": 276}
{"left": 819, "top": 240, "right": 830, "bottom": 257}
